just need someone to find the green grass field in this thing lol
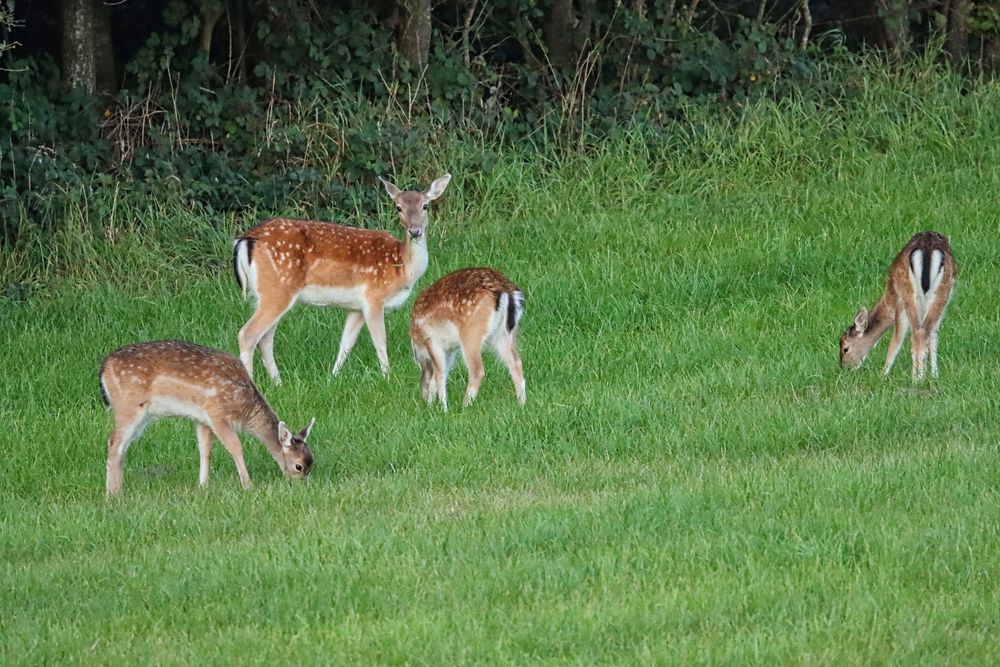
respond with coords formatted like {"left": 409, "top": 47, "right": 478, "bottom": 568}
{"left": 3, "top": 77, "right": 1000, "bottom": 664}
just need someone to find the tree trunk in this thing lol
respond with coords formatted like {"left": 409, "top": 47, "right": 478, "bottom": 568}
{"left": 984, "top": 2, "right": 1000, "bottom": 77}
{"left": 800, "top": 0, "right": 813, "bottom": 49}
{"left": 200, "top": 5, "right": 225, "bottom": 54}
{"left": 542, "top": 0, "right": 594, "bottom": 69}
{"left": 94, "top": 0, "right": 116, "bottom": 94}
{"left": 232, "top": 0, "right": 247, "bottom": 81}
{"left": 543, "top": 0, "right": 576, "bottom": 68}
{"left": 461, "top": 0, "right": 478, "bottom": 67}
{"left": 61, "top": 0, "right": 96, "bottom": 92}
{"left": 946, "top": 0, "right": 971, "bottom": 66}
{"left": 878, "top": 0, "right": 910, "bottom": 58}
{"left": 398, "top": 0, "right": 432, "bottom": 68}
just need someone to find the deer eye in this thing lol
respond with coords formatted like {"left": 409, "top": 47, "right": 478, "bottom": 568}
{"left": 842, "top": 346, "right": 849, "bottom": 353}
{"left": 396, "top": 205, "right": 402, "bottom": 212}
{"left": 422, "top": 204, "right": 428, "bottom": 210}
{"left": 294, "top": 464, "right": 303, "bottom": 472}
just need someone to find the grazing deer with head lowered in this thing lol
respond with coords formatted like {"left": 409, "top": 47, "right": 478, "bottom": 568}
{"left": 233, "top": 173, "right": 452, "bottom": 383}
{"left": 410, "top": 267, "right": 526, "bottom": 411}
{"left": 840, "top": 231, "right": 956, "bottom": 380}
{"left": 100, "top": 341, "right": 315, "bottom": 495}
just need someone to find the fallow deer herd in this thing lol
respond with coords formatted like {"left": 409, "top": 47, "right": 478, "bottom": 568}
{"left": 99, "top": 172, "right": 957, "bottom": 495}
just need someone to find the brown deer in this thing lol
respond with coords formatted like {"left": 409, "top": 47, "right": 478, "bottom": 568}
{"left": 233, "top": 174, "right": 452, "bottom": 383}
{"left": 100, "top": 341, "right": 315, "bottom": 495}
{"left": 410, "top": 267, "right": 526, "bottom": 411}
{"left": 840, "top": 231, "right": 957, "bottom": 380}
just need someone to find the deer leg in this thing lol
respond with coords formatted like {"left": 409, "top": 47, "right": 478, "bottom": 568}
{"left": 460, "top": 335, "right": 486, "bottom": 408}
{"left": 882, "top": 312, "right": 909, "bottom": 376}
{"left": 196, "top": 424, "right": 213, "bottom": 487}
{"left": 420, "top": 360, "right": 437, "bottom": 404}
{"left": 493, "top": 333, "right": 526, "bottom": 405}
{"left": 106, "top": 408, "right": 147, "bottom": 495}
{"left": 362, "top": 302, "right": 390, "bottom": 377}
{"left": 929, "top": 330, "right": 941, "bottom": 377}
{"left": 427, "top": 342, "right": 449, "bottom": 412}
{"left": 332, "top": 311, "right": 365, "bottom": 376}
{"left": 213, "top": 425, "right": 252, "bottom": 490}
{"left": 258, "top": 325, "right": 282, "bottom": 385}
{"left": 239, "top": 296, "right": 295, "bottom": 383}
{"left": 924, "top": 284, "right": 953, "bottom": 379}
{"left": 901, "top": 297, "right": 926, "bottom": 381}
{"left": 911, "top": 328, "right": 929, "bottom": 381}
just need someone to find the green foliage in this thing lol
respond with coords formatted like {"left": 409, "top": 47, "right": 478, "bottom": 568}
{"left": 0, "top": 1, "right": 990, "bottom": 294}
{"left": 970, "top": 4, "right": 1000, "bottom": 34}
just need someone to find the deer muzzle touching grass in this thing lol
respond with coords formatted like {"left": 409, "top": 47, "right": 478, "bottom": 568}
{"left": 410, "top": 267, "right": 526, "bottom": 411}
{"left": 100, "top": 341, "right": 315, "bottom": 495}
{"left": 232, "top": 173, "right": 451, "bottom": 384}
{"left": 839, "top": 231, "right": 956, "bottom": 381}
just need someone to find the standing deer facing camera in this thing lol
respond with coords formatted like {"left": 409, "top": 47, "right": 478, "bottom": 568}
{"left": 100, "top": 341, "right": 315, "bottom": 495}
{"left": 840, "top": 231, "right": 956, "bottom": 380}
{"left": 233, "top": 174, "right": 452, "bottom": 383}
{"left": 410, "top": 267, "right": 526, "bottom": 411}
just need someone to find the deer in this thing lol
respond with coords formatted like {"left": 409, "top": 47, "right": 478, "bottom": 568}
{"left": 232, "top": 173, "right": 452, "bottom": 384}
{"left": 410, "top": 267, "right": 526, "bottom": 411}
{"left": 839, "top": 231, "right": 957, "bottom": 380}
{"left": 100, "top": 340, "right": 315, "bottom": 495}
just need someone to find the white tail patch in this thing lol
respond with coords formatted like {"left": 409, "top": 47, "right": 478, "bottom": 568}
{"left": 909, "top": 248, "right": 947, "bottom": 324}
{"left": 928, "top": 249, "right": 945, "bottom": 294}
{"left": 493, "top": 293, "right": 511, "bottom": 340}
{"left": 512, "top": 290, "right": 525, "bottom": 327}
{"left": 233, "top": 239, "right": 256, "bottom": 301}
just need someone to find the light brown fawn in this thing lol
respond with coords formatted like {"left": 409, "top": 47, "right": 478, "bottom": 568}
{"left": 100, "top": 341, "right": 315, "bottom": 495}
{"left": 233, "top": 174, "right": 451, "bottom": 383}
{"left": 840, "top": 231, "right": 956, "bottom": 380}
{"left": 410, "top": 268, "right": 526, "bottom": 411}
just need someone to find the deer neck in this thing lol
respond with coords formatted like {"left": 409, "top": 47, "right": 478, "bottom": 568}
{"left": 859, "top": 296, "right": 896, "bottom": 349}
{"left": 245, "top": 400, "right": 286, "bottom": 467}
{"left": 402, "top": 233, "right": 429, "bottom": 285}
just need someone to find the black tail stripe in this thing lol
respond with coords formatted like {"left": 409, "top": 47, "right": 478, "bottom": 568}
{"left": 921, "top": 250, "right": 931, "bottom": 293}
{"left": 232, "top": 242, "right": 242, "bottom": 291}
{"left": 506, "top": 291, "right": 517, "bottom": 332}
{"left": 232, "top": 237, "right": 255, "bottom": 290}
{"left": 99, "top": 371, "right": 110, "bottom": 407}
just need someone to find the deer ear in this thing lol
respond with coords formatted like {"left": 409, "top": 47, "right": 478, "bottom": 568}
{"left": 277, "top": 421, "right": 293, "bottom": 449}
{"left": 425, "top": 173, "right": 451, "bottom": 200}
{"left": 297, "top": 417, "right": 316, "bottom": 442}
{"left": 853, "top": 308, "right": 869, "bottom": 334}
{"left": 378, "top": 176, "right": 401, "bottom": 199}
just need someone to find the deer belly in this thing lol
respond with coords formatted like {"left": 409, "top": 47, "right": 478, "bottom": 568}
{"left": 147, "top": 396, "right": 211, "bottom": 424}
{"left": 298, "top": 284, "right": 367, "bottom": 309}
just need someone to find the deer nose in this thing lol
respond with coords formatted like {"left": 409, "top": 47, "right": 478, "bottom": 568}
{"left": 409, "top": 228, "right": 423, "bottom": 239}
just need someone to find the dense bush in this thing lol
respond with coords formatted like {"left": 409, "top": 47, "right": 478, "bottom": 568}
{"left": 0, "top": 1, "right": 988, "bottom": 294}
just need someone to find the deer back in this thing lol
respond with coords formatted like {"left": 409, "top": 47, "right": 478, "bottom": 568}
{"left": 100, "top": 341, "right": 271, "bottom": 427}
{"left": 236, "top": 218, "right": 419, "bottom": 306}
{"left": 412, "top": 268, "right": 524, "bottom": 343}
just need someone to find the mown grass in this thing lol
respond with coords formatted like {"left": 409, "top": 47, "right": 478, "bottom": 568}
{"left": 2, "top": 71, "right": 1000, "bottom": 664}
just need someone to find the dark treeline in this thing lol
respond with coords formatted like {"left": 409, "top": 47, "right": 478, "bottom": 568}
{"left": 9, "top": 1, "right": 1000, "bottom": 94}
{"left": 1, "top": 1, "right": 999, "bottom": 271}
